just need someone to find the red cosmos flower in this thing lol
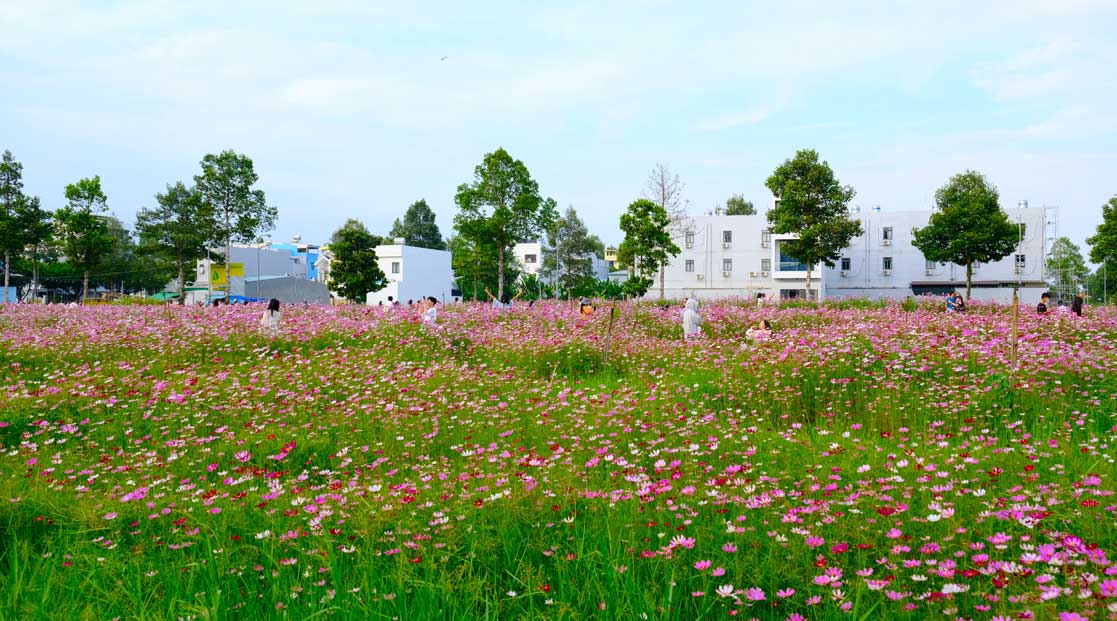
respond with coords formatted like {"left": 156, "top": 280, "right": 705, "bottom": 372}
{"left": 474, "top": 499, "right": 483, "bottom": 508}
{"left": 877, "top": 506, "right": 897, "bottom": 516}
{"left": 410, "top": 556, "right": 422, "bottom": 564}
{"left": 540, "top": 584, "right": 551, "bottom": 593}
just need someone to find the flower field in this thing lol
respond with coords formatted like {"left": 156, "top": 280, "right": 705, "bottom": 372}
{"left": 1, "top": 300, "right": 1116, "bottom": 620}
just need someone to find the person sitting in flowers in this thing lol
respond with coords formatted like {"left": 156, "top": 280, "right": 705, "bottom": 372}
{"left": 682, "top": 298, "right": 703, "bottom": 339}
{"left": 260, "top": 298, "right": 281, "bottom": 337}
{"left": 579, "top": 297, "right": 595, "bottom": 316}
{"left": 484, "top": 288, "right": 521, "bottom": 309}
{"left": 746, "top": 319, "right": 773, "bottom": 341}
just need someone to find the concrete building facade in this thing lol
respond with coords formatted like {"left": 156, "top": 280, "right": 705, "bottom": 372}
{"left": 365, "top": 241, "right": 454, "bottom": 306}
{"left": 657, "top": 205, "right": 1052, "bottom": 304}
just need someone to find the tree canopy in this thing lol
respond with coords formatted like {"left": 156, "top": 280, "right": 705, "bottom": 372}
{"left": 135, "top": 182, "right": 215, "bottom": 301}
{"left": 724, "top": 194, "right": 756, "bottom": 215}
{"left": 453, "top": 148, "right": 556, "bottom": 299}
{"left": 389, "top": 199, "right": 446, "bottom": 250}
{"left": 1087, "top": 197, "right": 1117, "bottom": 302}
{"left": 765, "top": 149, "right": 861, "bottom": 299}
{"left": 327, "top": 219, "right": 386, "bottom": 303}
{"left": 194, "top": 150, "right": 276, "bottom": 287}
{"left": 617, "top": 198, "right": 679, "bottom": 299}
{"left": 54, "top": 176, "right": 114, "bottom": 302}
{"left": 542, "top": 206, "right": 596, "bottom": 294}
{"left": 912, "top": 170, "right": 1021, "bottom": 299}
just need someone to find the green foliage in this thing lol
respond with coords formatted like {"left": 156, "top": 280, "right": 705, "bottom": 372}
{"left": 54, "top": 176, "right": 114, "bottom": 301}
{"left": 542, "top": 206, "right": 595, "bottom": 292}
{"left": 1087, "top": 197, "right": 1117, "bottom": 302}
{"left": 617, "top": 198, "right": 679, "bottom": 299}
{"left": 516, "top": 273, "right": 553, "bottom": 300}
{"left": 452, "top": 148, "right": 557, "bottom": 299}
{"left": 912, "top": 170, "right": 1021, "bottom": 299}
{"left": 388, "top": 199, "right": 447, "bottom": 250}
{"left": 449, "top": 234, "right": 517, "bottom": 301}
{"left": 724, "top": 193, "right": 755, "bottom": 215}
{"left": 1046, "top": 236, "right": 1089, "bottom": 297}
{"left": 193, "top": 150, "right": 276, "bottom": 284}
{"left": 328, "top": 219, "right": 387, "bottom": 303}
{"left": 135, "top": 182, "right": 214, "bottom": 300}
{"left": 0, "top": 150, "right": 27, "bottom": 289}
{"left": 765, "top": 149, "right": 861, "bottom": 299}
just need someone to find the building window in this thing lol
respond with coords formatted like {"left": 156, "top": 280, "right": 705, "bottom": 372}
{"left": 882, "top": 257, "right": 893, "bottom": 271}
{"left": 840, "top": 257, "right": 851, "bottom": 271}
{"left": 722, "top": 258, "right": 733, "bottom": 272}
{"left": 777, "top": 244, "right": 806, "bottom": 271}
{"left": 883, "top": 227, "right": 893, "bottom": 241}
{"left": 925, "top": 259, "right": 935, "bottom": 270}
{"left": 1015, "top": 254, "right": 1026, "bottom": 268}
{"left": 524, "top": 254, "right": 537, "bottom": 264}
{"left": 722, "top": 230, "right": 732, "bottom": 244}
{"left": 761, "top": 258, "right": 771, "bottom": 272}
{"left": 685, "top": 231, "right": 695, "bottom": 246}
{"left": 391, "top": 261, "right": 400, "bottom": 274}
{"left": 761, "top": 230, "right": 771, "bottom": 245}
{"left": 685, "top": 259, "right": 694, "bottom": 273}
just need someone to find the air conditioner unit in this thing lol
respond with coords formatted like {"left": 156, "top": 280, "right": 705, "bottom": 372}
{"left": 839, "top": 270, "right": 848, "bottom": 277}
{"left": 722, "top": 242, "right": 731, "bottom": 249}
{"left": 881, "top": 269, "right": 892, "bottom": 276}
{"left": 749, "top": 271, "right": 759, "bottom": 277}
{"left": 722, "top": 271, "right": 731, "bottom": 277}
{"left": 696, "top": 274, "right": 704, "bottom": 280}
{"left": 760, "top": 271, "right": 770, "bottom": 277}
{"left": 761, "top": 241, "right": 770, "bottom": 248}
{"left": 1014, "top": 266, "right": 1024, "bottom": 274}
{"left": 882, "top": 239, "right": 892, "bottom": 246}
{"left": 925, "top": 269, "right": 935, "bottom": 276}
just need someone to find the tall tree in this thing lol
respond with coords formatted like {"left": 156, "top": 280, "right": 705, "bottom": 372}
{"left": 1046, "top": 237, "right": 1089, "bottom": 298}
{"left": 724, "top": 194, "right": 756, "bottom": 215}
{"left": 453, "top": 148, "right": 557, "bottom": 300}
{"left": 765, "top": 149, "right": 861, "bottom": 300}
{"left": 17, "top": 195, "right": 51, "bottom": 302}
{"left": 586, "top": 234, "right": 606, "bottom": 259}
{"left": 388, "top": 199, "right": 447, "bottom": 250}
{"left": 1087, "top": 197, "right": 1117, "bottom": 302}
{"left": 54, "top": 176, "right": 114, "bottom": 302}
{"left": 448, "top": 234, "right": 513, "bottom": 301}
{"left": 135, "top": 182, "right": 215, "bottom": 302}
{"left": 327, "top": 219, "right": 386, "bottom": 303}
{"left": 617, "top": 198, "right": 679, "bottom": 299}
{"left": 0, "top": 150, "right": 27, "bottom": 297}
{"left": 542, "top": 206, "right": 596, "bottom": 294}
{"left": 193, "top": 150, "right": 276, "bottom": 293}
{"left": 643, "top": 163, "right": 688, "bottom": 297}
{"left": 912, "top": 170, "right": 1021, "bottom": 300}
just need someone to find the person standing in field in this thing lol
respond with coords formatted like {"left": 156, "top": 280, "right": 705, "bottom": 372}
{"left": 682, "top": 298, "right": 703, "bottom": 339}
{"left": 1071, "top": 291, "right": 1085, "bottom": 317}
{"left": 422, "top": 296, "right": 439, "bottom": 327}
{"left": 260, "top": 298, "right": 281, "bottom": 336}
{"left": 945, "top": 292, "right": 956, "bottom": 312}
{"left": 1037, "top": 293, "right": 1050, "bottom": 315}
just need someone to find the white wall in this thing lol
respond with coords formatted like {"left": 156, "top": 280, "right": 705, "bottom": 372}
{"left": 824, "top": 207, "right": 1048, "bottom": 304}
{"left": 659, "top": 214, "right": 819, "bottom": 301}
{"left": 658, "top": 207, "right": 1051, "bottom": 303}
{"left": 366, "top": 244, "right": 454, "bottom": 305}
{"left": 513, "top": 242, "right": 544, "bottom": 277}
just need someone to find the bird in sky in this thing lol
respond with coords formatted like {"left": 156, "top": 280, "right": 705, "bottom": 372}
{"left": 440, "top": 56, "right": 448, "bottom": 61}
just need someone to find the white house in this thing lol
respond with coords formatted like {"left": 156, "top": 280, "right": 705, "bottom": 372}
{"left": 365, "top": 239, "right": 454, "bottom": 306}
{"left": 657, "top": 204, "right": 1054, "bottom": 304}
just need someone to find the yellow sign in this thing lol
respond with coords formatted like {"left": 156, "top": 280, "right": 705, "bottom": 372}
{"left": 210, "top": 263, "right": 245, "bottom": 285}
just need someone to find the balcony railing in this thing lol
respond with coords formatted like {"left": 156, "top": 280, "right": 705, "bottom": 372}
{"left": 777, "top": 260, "right": 808, "bottom": 272}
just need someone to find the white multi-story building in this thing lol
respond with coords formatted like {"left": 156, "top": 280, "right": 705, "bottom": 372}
{"left": 658, "top": 205, "right": 1052, "bottom": 304}
{"left": 366, "top": 239, "right": 454, "bottom": 306}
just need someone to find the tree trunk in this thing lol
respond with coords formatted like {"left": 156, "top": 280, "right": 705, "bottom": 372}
{"left": 805, "top": 261, "right": 813, "bottom": 301}
{"left": 31, "top": 246, "right": 39, "bottom": 303}
{"left": 496, "top": 247, "right": 505, "bottom": 301}
{"left": 82, "top": 270, "right": 89, "bottom": 304}
{"left": 965, "top": 262, "right": 973, "bottom": 301}
{"left": 3, "top": 250, "right": 9, "bottom": 302}
{"left": 658, "top": 262, "right": 665, "bottom": 300}
{"left": 177, "top": 262, "right": 185, "bottom": 305}
{"left": 225, "top": 220, "right": 232, "bottom": 303}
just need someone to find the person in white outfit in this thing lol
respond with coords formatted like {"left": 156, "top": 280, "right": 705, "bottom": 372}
{"left": 260, "top": 298, "right": 281, "bottom": 337}
{"left": 682, "top": 298, "right": 703, "bottom": 339}
{"left": 422, "top": 296, "right": 438, "bottom": 327}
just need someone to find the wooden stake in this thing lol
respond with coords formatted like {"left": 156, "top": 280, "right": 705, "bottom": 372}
{"left": 602, "top": 300, "right": 618, "bottom": 368}
{"left": 1010, "top": 288, "right": 1019, "bottom": 375}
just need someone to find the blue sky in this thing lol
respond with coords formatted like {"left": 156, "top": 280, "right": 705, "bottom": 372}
{"left": 2, "top": 1, "right": 1115, "bottom": 257}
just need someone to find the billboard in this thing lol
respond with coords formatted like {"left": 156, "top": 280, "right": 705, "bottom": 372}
{"left": 210, "top": 263, "right": 245, "bottom": 286}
